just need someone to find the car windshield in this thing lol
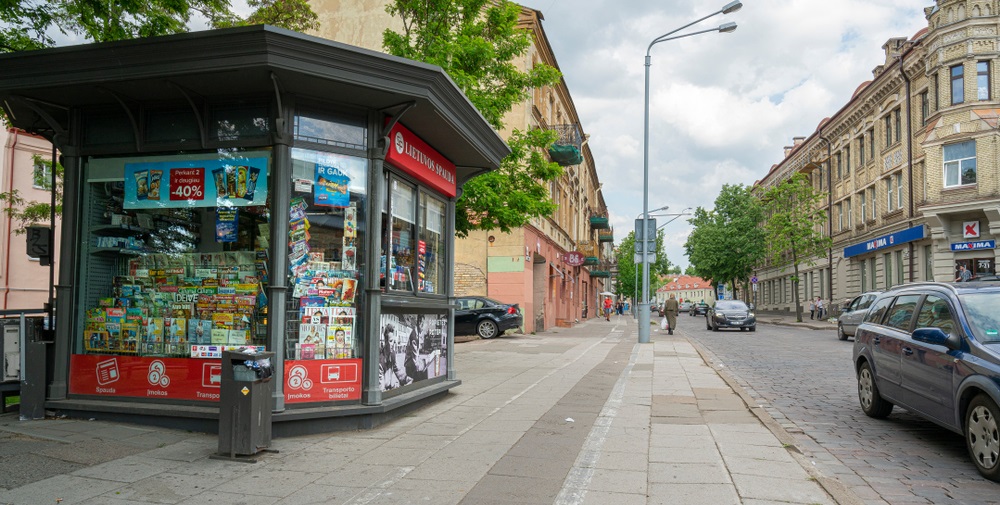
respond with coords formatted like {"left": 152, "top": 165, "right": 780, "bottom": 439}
{"left": 960, "top": 292, "right": 1000, "bottom": 343}
{"left": 715, "top": 301, "right": 747, "bottom": 310}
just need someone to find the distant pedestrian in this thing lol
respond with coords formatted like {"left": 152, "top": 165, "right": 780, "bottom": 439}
{"left": 808, "top": 299, "right": 815, "bottom": 320}
{"left": 816, "top": 297, "right": 825, "bottom": 319}
{"left": 664, "top": 294, "right": 679, "bottom": 335}
{"left": 603, "top": 296, "right": 613, "bottom": 321}
{"left": 955, "top": 264, "right": 972, "bottom": 282}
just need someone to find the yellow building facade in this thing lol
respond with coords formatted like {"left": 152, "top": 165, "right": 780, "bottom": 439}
{"left": 755, "top": 1, "right": 1000, "bottom": 313}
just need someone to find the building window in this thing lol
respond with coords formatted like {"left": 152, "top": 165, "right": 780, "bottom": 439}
{"left": 837, "top": 203, "right": 843, "bottom": 231}
{"left": 845, "top": 146, "right": 851, "bottom": 173}
{"left": 896, "top": 173, "right": 904, "bottom": 210}
{"left": 924, "top": 244, "right": 934, "bottom": 281}
{"left": 846, "top": 198, "right": 852, "bottom": 228}
{"left": 867, "top": 129, "right": 875, "bottom": 161}
{"left": 32, "top": 158, "right": 52, "bottom": 189}
{"left": 859, "top": 135, "right": 866, "bottom": 165}
{"left": 869, "top": 257, "right": 877, "bottom": 291}
{"left": 869, "top": 187, "right": 876, "bottom": 220}
{"left": 951, "top": 64, "right": 965, "bottom": 105}
{"left": 894, "top": 108, "right": 902, "bottom": 143}
{"left": 932, "top": 72, "right": 940, "bottom": 110}
{"left": 884, "top": 252, "right": 892, "bottom": 288}
{"left": 921, "top": 91, "right": 929, "bottom": 124}
{"left": 860, "top": 191, "right": 866, "bottom": 221}
{"left": 836, "top": 153, "right": 842, "bottom": 179}
{"left": 895, "top": 250, "right": 904, "bottom": 284}
{"left": 886, "top": 178, "right": 894, "bottom": 212}
{"left": 978, "top": 61, "right": 990, "bottom": 100}
{"left": 884, "top": 114, "right": 892, "bottom": 147}
{"left": 860, "top": 261, "right": 867, "bottom": 291}
{"left": 943, "top": 140, "right": 976, "bottom": 187}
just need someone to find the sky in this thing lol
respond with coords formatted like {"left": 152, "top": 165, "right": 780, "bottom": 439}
{"left": 512, "top": 0, "right": 930, "bottom": 270}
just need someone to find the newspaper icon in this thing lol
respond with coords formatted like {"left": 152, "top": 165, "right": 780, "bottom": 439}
{"left": 96, "top": 358, "right": 120, "bottom": 386}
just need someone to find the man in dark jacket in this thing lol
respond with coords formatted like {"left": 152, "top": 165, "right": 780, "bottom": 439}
{"left": 664, "top": 294, "right": 679, "bottom": 335}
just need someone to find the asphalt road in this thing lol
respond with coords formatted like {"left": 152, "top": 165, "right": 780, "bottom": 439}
{"left": 681, "top": 319, "right": 999, "bottom": 505}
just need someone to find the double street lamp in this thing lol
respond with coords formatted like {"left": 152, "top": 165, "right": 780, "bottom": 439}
{"left": 638, "top": 1, "right": 742, "bottom": 344}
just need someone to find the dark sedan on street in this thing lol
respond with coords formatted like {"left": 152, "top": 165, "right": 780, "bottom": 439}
{"left": 689, "top": 302, "right": 709, "bottom": 316}
{"left": 853, "top": 282, "right": 1000, "bottom": 481}
{"left": 455, "top": 296, "right": 522, "bottom": 339}
{"left": 706, "top": 300, "right": 756, "bottom": 331}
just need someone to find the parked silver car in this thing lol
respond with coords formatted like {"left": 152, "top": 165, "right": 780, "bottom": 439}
{"left": 837, "top": 291, "right": 881, "bottom": 340}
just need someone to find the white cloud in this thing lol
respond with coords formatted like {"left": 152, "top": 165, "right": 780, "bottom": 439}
{"left": 518, "top": 0, "right": 927, "bottom": 267}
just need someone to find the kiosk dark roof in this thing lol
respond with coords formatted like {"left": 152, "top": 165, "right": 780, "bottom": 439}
{"left": 0, "top": 24, "right": 509, "bottom": 176}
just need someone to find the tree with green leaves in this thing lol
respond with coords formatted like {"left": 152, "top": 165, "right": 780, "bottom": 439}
{"left": 1, "top": 1, "right": 318, "bottom": 53}
{"left": 1, "top": 0, "right": 319, "bottom": 232}
{"left": 761, "top": 172, "right": 831, "bottom": 322}
{"left": 383, "top": 0, "right": 564, "bottom": 237}
{"left": 684, "top": 184, "right": 765, "bottom": 300}
{"left": 613, "top": 229, "right": 673, "bottom": 303}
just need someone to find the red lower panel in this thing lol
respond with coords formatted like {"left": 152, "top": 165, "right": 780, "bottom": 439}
{"left": 70, "top": 354, "right": 223, "bottom": 401}
{"left": 284, "top": 359, "right": 362, "bottom": 403}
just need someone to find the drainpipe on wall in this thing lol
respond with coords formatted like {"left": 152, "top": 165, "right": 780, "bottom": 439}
{"left": 4, "top": 128, "right": 19, "bottom": 310}
{"left": 817, "top": 131, "right": 833, "bottom": 304}
{"left": 898, "top": 45, "right": 916, "bottom": 282}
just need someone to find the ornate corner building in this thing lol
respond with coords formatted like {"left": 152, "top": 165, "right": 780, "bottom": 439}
{"left": 754, "top": 1, "right": 1000, "bottom": 312}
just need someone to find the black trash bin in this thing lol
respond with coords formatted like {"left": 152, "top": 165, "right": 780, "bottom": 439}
{"left": 214, "top": 349, "right": 275, "bottom": 461}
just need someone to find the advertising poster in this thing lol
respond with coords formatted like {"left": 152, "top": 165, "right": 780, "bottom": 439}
{"left": 215, "top": 208, "right": 238, "bottom": 242}
{"left": 314, "top": 164, "right": 350, "bottom": 207}
{"left": 377, "top": 313, "right": 447, "bottom": 392}
{"left": 123, "top": 156, "right": 268, "bottom": 209}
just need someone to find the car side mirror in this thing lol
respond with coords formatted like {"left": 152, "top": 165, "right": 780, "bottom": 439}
{"left": 912, "top": 327, "right": 960, "bottom": 350}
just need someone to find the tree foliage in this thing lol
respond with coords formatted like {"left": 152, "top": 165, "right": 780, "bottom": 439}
{"left": 1, "top": 1, "right": 318, "bottom": 53}
{"left": 613, "top": 229, "right": 673, "bottom": 302}
{"left": 684, "top": 184, "right": 765, "bottom": 298}
{"left": 761, "top": 172, "right": 831, "bottom": 321}
{"left": 1, "top": 0, "right": 319, "bottom": 231}
{"left": 383, "top": 0, "right": 565, "bottom": 237}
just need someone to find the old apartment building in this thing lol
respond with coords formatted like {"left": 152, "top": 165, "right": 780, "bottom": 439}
{"left": 312, "top": 2, "right": 612, "bottom": 332}
{"left": 755, "top": 0, "right": 1000, "bottom": 312}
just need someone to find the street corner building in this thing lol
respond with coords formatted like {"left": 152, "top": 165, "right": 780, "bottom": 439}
{"left": 753, "top": 1, "right": 1000, "bottom": 313}
{"left": 0, "top": 25, "right": 510, "bottom": 435}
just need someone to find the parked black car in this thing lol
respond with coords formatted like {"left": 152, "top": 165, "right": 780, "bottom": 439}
{"left": 455, "top": 296, "right": 522, "bottom": 339}
{"left": 705, "top": 300, "right": 756, "bottom": 332}
{"left": 689, "top": 302, "right": 709, "bottom": 316}
{"left": 853, "top": 281, "right": 1000, "bottom": 481}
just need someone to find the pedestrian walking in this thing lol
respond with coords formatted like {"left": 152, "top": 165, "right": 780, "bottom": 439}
{"left": 808, "top": 299, "right": 815, "bottom": 320}
{"left": 603, "top": 296, "right": 613, "bottom": 321}
{"left": 816, "top": 297, "right": 825, "bottom": 320}
{"left": 664, "top": 294, "right": 679, "bottom": 335}
{"left": 955, "top": 264, "right": 972, "bottom": 282}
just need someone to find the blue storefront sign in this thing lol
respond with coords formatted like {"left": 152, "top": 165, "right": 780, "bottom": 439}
{"left": 951, "top": 240, "right": 996, "bottom": 251}
{"left": 844, "top": 225, "right": 925, "bottom": 258}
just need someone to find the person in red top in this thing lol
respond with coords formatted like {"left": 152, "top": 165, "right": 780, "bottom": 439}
{"left": 603, "top": 296, "right": 613, "bottom": 321}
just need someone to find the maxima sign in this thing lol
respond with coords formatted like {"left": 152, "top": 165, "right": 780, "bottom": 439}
{"left": 951, "top": 240, "right": 996, "bottom": 251}
{"left": 844, "top": 225, "right": 925, "bottom": 258}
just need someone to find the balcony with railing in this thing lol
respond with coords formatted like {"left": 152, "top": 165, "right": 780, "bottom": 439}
{"left": 589, "top": 214, "right": 609, "bottom": 229}
{"left": 597, "top": 229, "right": 614, "bottom": 242}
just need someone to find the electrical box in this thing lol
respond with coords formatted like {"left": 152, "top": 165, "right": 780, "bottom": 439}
{"left": 2, "top": 323, "right": 21, "bottom": 382}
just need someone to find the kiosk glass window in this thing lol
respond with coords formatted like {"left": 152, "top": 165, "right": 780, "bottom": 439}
{"left": 388, "top": 179, "right": 417, "bottom": 292}
{"left": 286, "top": 148, "right": 367, "bottom": 367}
{"left": 418, "top": 194, "right": 446, "bottom": 294}
{"left": 72, "top": 150, "right": 272, "bottom": 400}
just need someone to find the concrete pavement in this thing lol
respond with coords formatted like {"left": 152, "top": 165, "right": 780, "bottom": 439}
{"left": 0, "top": 315, "right": 841, "bottom": 505}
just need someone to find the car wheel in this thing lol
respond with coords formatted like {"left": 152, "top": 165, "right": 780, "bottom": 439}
{"left": 711, "top": 320, "right": 718, "bottom": 332}
{"left": 857, "top": 361, "right": 893, "bottom": 418}
{"left": 749, "top": 325, "right": 756, "bottom": 332}
{"left": 477, "top": 319, "right": 499, "bottom": 339}
{"left": 837, "top": 323, "right": 848, "bottom": 341}
{"left": 966, "top": 394, "right": 1000, "bottom": 481}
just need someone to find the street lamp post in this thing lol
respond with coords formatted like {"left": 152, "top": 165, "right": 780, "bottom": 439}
{"left": 635, "top": 206, "right": 668, "bottom": 317}
{"left": 639, "top": 1, "right": 742, "bottom": 344}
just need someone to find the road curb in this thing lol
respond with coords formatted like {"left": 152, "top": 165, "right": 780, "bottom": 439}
{"left": 685, "top": 335, "right": 865, "bottom": 505}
